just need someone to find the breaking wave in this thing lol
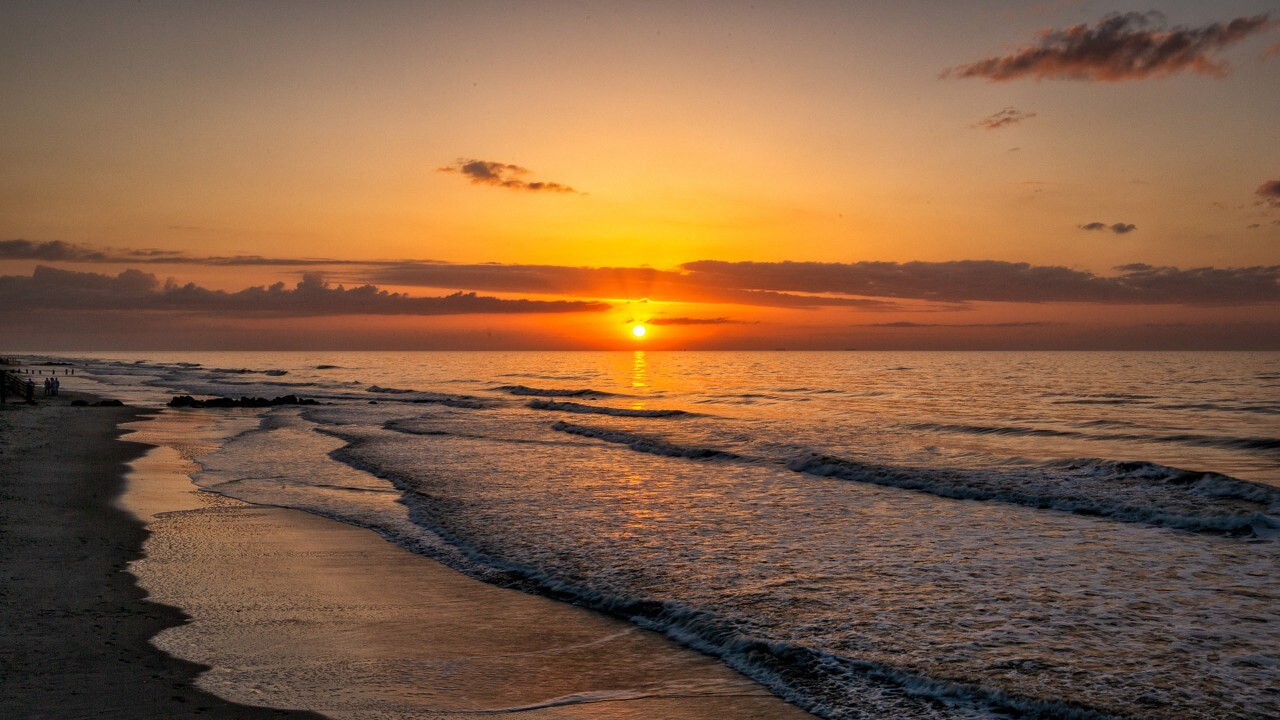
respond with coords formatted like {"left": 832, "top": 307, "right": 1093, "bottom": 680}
{"left": 550, "top": 421, "right": 741, "bottom": 460}
{"left": 496, "top": 384, "right": 619, "bottom": 398}
{"left": 789, "top": 453, "right": 1280, "bottom": 536}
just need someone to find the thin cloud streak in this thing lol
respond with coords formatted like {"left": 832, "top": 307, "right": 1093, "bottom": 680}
{"left": 0, "top": 239, "right": 441, "bottom": 267}
{"left": 438, "top": 159, "right": 579, "bottom": 193}
{"left": 857, "top": 321, "right": 1062, "bottom": 328}
{"left": 944, "top": 12, "right": 1277, "bottom": 82}
{"left": 646, "top": 317, "right": 756, "bottom": 326}
{"left": 0, "top": 266, "right": 609, "bottom": 316}
{"left": 370, "top": 263, "right": 901, "bottom": 310}
{"left": 973, "top": 107, "right": 1036, "bottom": 130}
{"left": 1080, "top": 222, "right": 1137, "bottom": 234}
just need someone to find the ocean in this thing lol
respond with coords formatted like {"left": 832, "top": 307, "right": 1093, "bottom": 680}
{"left": 45, "top": 350, "right": 1280, "bottom": 719}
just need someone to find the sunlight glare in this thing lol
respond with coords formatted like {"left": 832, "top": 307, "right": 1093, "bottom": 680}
{"left": 632, "top": 324, "right": 647, "bottom": 338}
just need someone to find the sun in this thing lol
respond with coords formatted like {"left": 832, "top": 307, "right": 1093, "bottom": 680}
{"left": 631, "top": 324, "right": 647, "bottom": 338}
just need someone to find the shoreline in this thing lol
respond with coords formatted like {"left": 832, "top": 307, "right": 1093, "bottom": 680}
{"left": 0, "top": 392, "right": 324, "bottom": 719}
{"left": 121, "top": 406, "right": 816, "bottom": 718}
{"left": 3, "top": 390, "right": 815, "bottom": 718}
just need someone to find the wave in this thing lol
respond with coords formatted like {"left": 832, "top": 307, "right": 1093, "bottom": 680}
{"left": 208, "top": 367, "right": 288, "bottom": 376}
{"left": 550, "top": 422, "right": 740, "bottom": 460}
{"left": 528, "top": 399, "right": 690, "bottom": 418}
{"left": 1153, "top": 402, "right": 1280, "bottom": 415}
{"left": 323, "top": 437, "right": 1121, "bottom": 719}
{"left": 497, "top": 372, "right": 595, "bottom": 382}
{"left": 788, "top": 453, "right": 1280, "bottom": 537}
{"left": 909, "top": 422, "right": 1081, "bottom": 439}
{"left": 1043, "top": 392, "right": 1156, "bottom": 400}
{"left": 368, "top": 385, "right": 415, "bottom": 394}
{"left": 910, "top": 422, "right": 1280, "bottom": 454}
{"left": 1051, "top": 398, "right": 1149, "bottom": 405}
{"left": 310, "top": 432, "right": 1120, "bottom": 719}
{"left": 496, "top": 384, "right": 618, "bottom": 398}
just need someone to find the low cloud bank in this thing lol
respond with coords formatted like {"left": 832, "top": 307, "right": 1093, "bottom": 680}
{"left": 371, "top": 259, "right": 1279, "bottom": 306}
{"left": 0, "top": 266, "right": 609, "bottom": 316}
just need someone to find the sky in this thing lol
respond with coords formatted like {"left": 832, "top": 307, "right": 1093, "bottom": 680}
{"left": 1, "top": 0, "right": 1277, "bottom": 350}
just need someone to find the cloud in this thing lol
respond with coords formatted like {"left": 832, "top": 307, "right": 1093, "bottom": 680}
{"left": 1257, "top": 179, "right": 1280, "bottom": 207}
{"left": 857, "top": 321, "right": 1061, "bottom": 328}
{"left": 1079, "top": 222, "right": 1137, "bottom": 233}
{"left": 679, "top": 260, "right": 1280, "bottom": 305}
{"left": 645, "top": 317, "right": 755, "bottom": 326}
{"left": 0, "top": 266, "right": 609, "bottom": 316}
{"left": 0, "top": 239, "right": 111, "bottom": 261}
{"left": 0, "top": 239, "right": 444, "bottom": 267}
{"left": 438, "top": 158, "right": 579, "bottom": 193}
{"left": 973, "top": 107, "right": 1036, "bottom": 130}
{"left": 369, "top": 263, "right": 901, "bottom": 310}
{"left": 366, "top": 259, "right": 1280, "bottom": 307}
{"left": 943, "top": 12, "right": 1276, "bottom": 82}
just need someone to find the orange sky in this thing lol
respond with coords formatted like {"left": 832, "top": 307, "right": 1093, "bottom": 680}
{"left": 1, "top": 1, "right": 1277, "bottom": 349}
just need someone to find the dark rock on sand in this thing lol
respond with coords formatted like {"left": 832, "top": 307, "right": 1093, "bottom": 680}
{"left": 168, "top": 395, "right": 320, "bottom": 409}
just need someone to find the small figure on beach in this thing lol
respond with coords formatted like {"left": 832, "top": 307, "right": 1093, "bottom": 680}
{"left": 52, "top": 377, "right": 60, "bottom": 396}
{"left": 43, "top": 378, "right": 51, "bottom": 397}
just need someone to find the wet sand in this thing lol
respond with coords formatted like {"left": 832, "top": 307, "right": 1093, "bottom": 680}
{"left": 0, "top": 393, "right": 323, "bottom": 719}
{"left": 119, "top": 408, "right": 818, "bottom": 718}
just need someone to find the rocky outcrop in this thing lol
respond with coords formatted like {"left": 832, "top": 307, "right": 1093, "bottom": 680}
{"left": 167, "top": 395, "right": 320, "bottom": 408}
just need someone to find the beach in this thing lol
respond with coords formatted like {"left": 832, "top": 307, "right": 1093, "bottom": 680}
{"left": 1, "top": 391, "right": 814, "bottom": 719}
{"left": 0, "top": 392, "right": 323, "bottom": 719}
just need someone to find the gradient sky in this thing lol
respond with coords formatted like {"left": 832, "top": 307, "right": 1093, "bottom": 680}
{"left": 2, "top": 1, "right": 1277, "bottom": 349}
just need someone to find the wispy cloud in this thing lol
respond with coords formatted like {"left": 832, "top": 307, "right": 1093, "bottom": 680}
{"left": 0, "top": 239, "right": 438, "bottom": 267}
{"left": 857, "top": 321, "right": 1061, "bottom": 328}
{"left": 1080, "top": 222, "right": 1137, "bottom": 234}
{"left": 0, "top": 266, "right": 609, "bottom": 316}
{"left": 438, "top": 159, "right": 579, "bottom": 193}
{"left": 646, "top": 317, "right": 756, "bottom": 326}
{"left": 973, "top": 107, "right": 1036, "bottom": 130}
{"left": 943, "top": 12, "right": 1276, "bottom": 82}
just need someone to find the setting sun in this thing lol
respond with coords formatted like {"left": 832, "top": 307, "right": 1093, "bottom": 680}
{"left": 631, "top": 324, "right": 647, "bottom": 338}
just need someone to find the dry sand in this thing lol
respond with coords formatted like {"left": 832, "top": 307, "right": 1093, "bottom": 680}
{"left": 4, "top": 394, "right": 815, "bottom": 718}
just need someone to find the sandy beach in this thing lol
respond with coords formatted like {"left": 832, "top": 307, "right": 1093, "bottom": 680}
{"left": 2, "top": 392, "right": 814, "bottom": 719}
{"left": 0, "top": 392, "right": 324, "bottom": 719}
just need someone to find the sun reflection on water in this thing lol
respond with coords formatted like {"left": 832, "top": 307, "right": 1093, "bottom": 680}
{"left": 630, "top": 350, "right": 650, "bottom": 410}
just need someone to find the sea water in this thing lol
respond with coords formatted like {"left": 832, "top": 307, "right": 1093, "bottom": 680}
{"left": 43, "top": 350, "right": 1280, "bottom": 719}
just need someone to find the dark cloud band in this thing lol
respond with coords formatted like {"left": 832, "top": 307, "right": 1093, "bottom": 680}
{"left": 0, "top": 266, "right": 609, "bottom": 316}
